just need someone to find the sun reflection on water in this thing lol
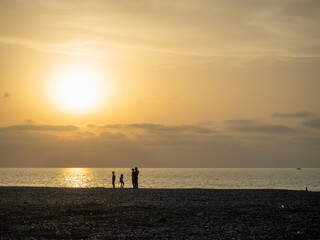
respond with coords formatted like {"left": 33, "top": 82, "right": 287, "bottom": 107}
{"left": 63, "top": 168, "right": 92, "bottom": 188}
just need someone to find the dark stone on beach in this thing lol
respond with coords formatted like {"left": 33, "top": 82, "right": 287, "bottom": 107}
{"left": 0, "top": 187, "right": 320, "bottom": 239}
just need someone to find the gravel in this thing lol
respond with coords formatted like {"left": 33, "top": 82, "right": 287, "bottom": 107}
{"left": 1, "top": 187, "right": 319, "bottom": 239}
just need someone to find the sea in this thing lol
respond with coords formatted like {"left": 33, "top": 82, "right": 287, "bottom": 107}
{"left": 0, "top": 168, "right": 319, "bottom": 191}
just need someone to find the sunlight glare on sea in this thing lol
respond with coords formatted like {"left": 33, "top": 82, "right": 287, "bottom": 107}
{"left": 62, "top": 168, "right": 93, "bottom": 188}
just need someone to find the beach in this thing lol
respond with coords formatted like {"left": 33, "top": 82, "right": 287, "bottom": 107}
{"left": 1, "top": 187, "right": 319, "bottom": 239}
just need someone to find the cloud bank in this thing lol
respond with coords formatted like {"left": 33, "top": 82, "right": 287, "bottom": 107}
{"left": 273, "top": 111, "right": 317, "bottom": 118}
{"left": 88, "top": 123, "right": 215, "bottom": 134}
{"left": 228, "top": 125, "right": 298, "bottom": 134}
{"left": 0, "top": 124, "right": 79, "bottom": 132}
{"left": 302, "top": 118, "right": 320, "bottom": 129}
{"left": 0, "top": 121, "right": 319, "bottom": 167}
{"left": 225, "top": 120, "right": 255, "bottom": 125}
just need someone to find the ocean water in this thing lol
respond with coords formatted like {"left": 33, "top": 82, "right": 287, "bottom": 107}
{"left": 0, "top": 168, "right": 319, "bottom": 191}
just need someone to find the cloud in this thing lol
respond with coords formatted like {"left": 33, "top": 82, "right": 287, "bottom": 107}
{"left": 3, "top": 92, "right": 10, "bottom": 98}
{"left": 0, "top": 36, "right": 100, "bottom": 59}
{"left": 94, "top": 123, "right": 215, "bottom": 134}
{"left": 72, "top": 131, "right": 95, "bottom": 138}
{"left": 273, "top": 111, "right": 317, "bottom": 118}
{"left": 228, "top": 124, "right": 297, "bottom": 134}
{"left": 302, "top": 118, "right": 320, "bottom": 129}
{"left": 100, "top": 132, "right": 126, "bottom": 140}
{"left": 24, "top": 119, "right": 34, "bottom": 124}
{"left": 225, "top": 119, "right": 300, "bottom": 134}
{"left": 0, "top": 124, "right": 319, "bottom": 167}
{"left": 197, "top": 121, "right": 214, "bottom": 126}
{"left": 293, "top": 136, "right": 320, "bottom": 146}
{"left": 225, "top": 120, "right": 255, "bottom": 125}
{"left": 102, "top": 124, "right": 123, "bottom": 129}
{"left": 0, "top": 124, "right": 79, "bottom": 132}
{"left": 1, "top": 0, "right": 320, "bottom": 67}
{"left": 126, "top": 123, "right": 215, "bottom": 134}
{"left": 87, "top": 124, "right": 123, "bottom": 129}
{"left": 0, "top": 121, "right": 319, "bottom": 167}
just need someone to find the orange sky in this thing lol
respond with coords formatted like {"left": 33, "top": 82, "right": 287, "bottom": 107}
{"left": 0, "top": 0, "right": 319, "bottom": 167}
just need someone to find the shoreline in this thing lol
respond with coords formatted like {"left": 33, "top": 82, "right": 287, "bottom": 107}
{"left": 1, "top": 186, "right": 317, "bottom": 192}
{"left": 1, "top": 187, "right": 319, "bottom": 239}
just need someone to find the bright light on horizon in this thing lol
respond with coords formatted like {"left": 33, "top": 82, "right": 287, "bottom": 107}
{"left": 50, "top": 64, "right": 108, "bottom": 114}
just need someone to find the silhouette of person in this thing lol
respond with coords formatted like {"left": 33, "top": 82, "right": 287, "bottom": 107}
{"left": 120, "top": 174, "right": 124, "bottom": 188}
{"left": 131, "top": 168, "right": 135, "bottom": 188}
{"left": 112, "top": 171, "right": 116, "bottom": 188}
{"left": 134, "top": 167, "right": 139, "bottom": 188}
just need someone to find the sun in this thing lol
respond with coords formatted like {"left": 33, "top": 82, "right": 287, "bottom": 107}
{"left": 50, "top": 64, "right": 107, "bottom": 113}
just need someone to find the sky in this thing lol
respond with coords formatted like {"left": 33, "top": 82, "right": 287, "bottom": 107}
{"left": 0, "top": 0, "right": 319, "bottom": 167}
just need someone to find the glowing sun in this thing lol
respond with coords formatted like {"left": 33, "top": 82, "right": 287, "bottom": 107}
{"left": 50, "top": 64, "right": 107, "bottom": 113}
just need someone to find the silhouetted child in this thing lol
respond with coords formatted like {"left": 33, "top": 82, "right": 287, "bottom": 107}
{"left": 112, "top": 171, "right": 115, "bottom": 188}
{"left": 120, "top": 174, "right": 124, "bottom": 188}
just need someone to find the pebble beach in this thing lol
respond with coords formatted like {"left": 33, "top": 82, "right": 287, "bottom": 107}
{"left": 1, "top": 187, "right": 319, "bottom": 239}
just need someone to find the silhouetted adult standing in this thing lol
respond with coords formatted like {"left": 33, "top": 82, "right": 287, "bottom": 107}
{"left": 112, "top": 171, "right": 116, "bottom": 188}
{"left": 131, "top": 168, "right": 135, "bottom": 188}
{"left": 134, "top": 167, "right": 139, "bottom": 188}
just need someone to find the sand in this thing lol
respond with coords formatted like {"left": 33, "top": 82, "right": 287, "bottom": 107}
{"left": 1, "top": 187, "right": 319, "bottom": 239}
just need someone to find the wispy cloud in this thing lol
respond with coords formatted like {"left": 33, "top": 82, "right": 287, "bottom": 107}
{"left": 0, "top": 124, "right": 79, "bottom": 132}
{"left": 197, "top": 121, "right": 214, "bottom": 126}
{"left": 0, "top": 36, "right": 101, "bottom": 58}
{"left": 100, "top": 132, "right": 126, "bottom": 140}
{"left": 89, "top": 123, "right": 215, "bottom": 134}
{"left": 273, "top": 111, "right": 317, "bottom": 118}
{"left": 228, "top": 124, "right": 297, "bottom": 134}
{"left": 302, "top": 118, "right": 320, "bottom": 129}
{"left": 1, "top": 0, "right": 320, "bottom": 66}
{"left": 225, "top": 120, "right": 255, "bottom": 125}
